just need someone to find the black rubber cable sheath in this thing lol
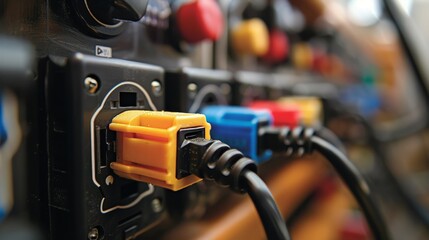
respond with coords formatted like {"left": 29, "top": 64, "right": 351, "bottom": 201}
{"left": 346, "top": 113, "right": 429, "bottom": 229}
{"left": 242, "top": 170, "right": 291, "bottom": 240}
{"left": 311, "top": 136, "right": 391, "bottom": 240}
{"left": 315, "top": 126, "right": 347, "bottom": 154}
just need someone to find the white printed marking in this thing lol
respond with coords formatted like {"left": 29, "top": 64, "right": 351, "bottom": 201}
{"left": 95, "top": 45, "right": 112, "bottom": 58}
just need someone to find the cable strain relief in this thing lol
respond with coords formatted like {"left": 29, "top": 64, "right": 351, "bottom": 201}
{"left": 198, "top": 141, "right": 230, "bottom": 180}
{"left": 291, "top": 127, "right": 315, "bottom": 156}
{"left": 215, "top": 149, "right": 245, "bottom": 187}
{"left": 261, "top": 126, "right": 315, "bottom": 156}
{"left": 230, "top": 158, "right": 257, "bottom": 193}
{"left": 199, "top": 141, "right": 258, "bottom": 193}
{"left": 304, "top": 128, "right": 315, "bottom": 152}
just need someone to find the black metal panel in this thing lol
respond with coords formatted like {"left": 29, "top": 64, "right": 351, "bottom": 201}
{"left": 44, "top": 54, "right": 166, "bottom": 240}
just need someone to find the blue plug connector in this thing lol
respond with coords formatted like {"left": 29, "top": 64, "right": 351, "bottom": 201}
{"left": 201, "top": 106, "right": 272, "bottom": 164}
{"left": 0, "top": 94, "right": 7, "bottom": 146}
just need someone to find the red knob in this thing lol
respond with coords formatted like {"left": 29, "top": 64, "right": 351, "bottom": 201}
{"left": 312, "top": 50, "right": 328, "bottom": 73}
{"left": 176, "top": 0, "right": 224, "bottom": 44}
{"left": 262, "top": 29, "right": 289, "bottom": 64}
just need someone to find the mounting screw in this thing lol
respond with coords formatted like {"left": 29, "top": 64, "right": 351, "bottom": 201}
{"left": 151, "top": 198, "right": 163, "bottom": 213}
{"left": 188, "top": 83, "right": 198, "bottom": 98}
{"left": 88, "top": 228, "right": 99, "bottom": 240}
{"left": 84, "top": 76, "right": 100, "bottom": 94}
{"left": 151, "top": 80, "right": 162, "bottom": 96}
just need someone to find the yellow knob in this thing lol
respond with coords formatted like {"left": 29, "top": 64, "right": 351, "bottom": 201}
{"left": 292, "top": 43, "right": 314, "bottom": 70}
{"left": 231, "top": 19, "right": 269, "bottom": 56}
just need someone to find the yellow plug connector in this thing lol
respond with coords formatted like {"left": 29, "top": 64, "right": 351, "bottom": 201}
{"left": 277, "top": 97, "right": 323, "bottom": 126}
{"left": 109, "top": 110, "right": 211, "bottom": 191}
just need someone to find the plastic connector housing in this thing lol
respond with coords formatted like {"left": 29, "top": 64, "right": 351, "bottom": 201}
{"left": 277, "top": 97, "right": 323, "bottom": 127}
{"left": 109, "top": 110, "right": 211, "bottom": 191}
{"left": 201, "top": 106, "right": 272, "bottom": 164}
{"left": 248, "top": 100, "right": 300, "bottom": 127}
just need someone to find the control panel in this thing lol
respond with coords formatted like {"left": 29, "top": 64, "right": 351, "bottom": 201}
{"left": 1, "top": 0, "right": 428, "bottom": 239}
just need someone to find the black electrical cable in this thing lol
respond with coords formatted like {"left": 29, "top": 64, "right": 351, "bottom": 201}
{"left": 259, "top": 127, "right": 391, "bottom": 240}
{"left": 242, "top": 170, "right": 290, "bottom": 240}
{"left": 363, "top": 122, "right": 429, "bottom": 228}
{"left": 380, "top": 0, "right": 429, "bottom": 141}
{"left": 315, "top": 126, "right": 347, "bottom": 154}
{"left": 323, "top": 98, "right": 429, "bottom": 228}
{"left": 383, "top": 0, "right": 429, "bottom": 106}
{"left": 336, "top": 111, "right": 429, "bottom": 229}
{"left": 311, "top": 136, "right": 390, "bottom": 240}
{"left": 183, "top": 139, "right": 291, "bottom": 240}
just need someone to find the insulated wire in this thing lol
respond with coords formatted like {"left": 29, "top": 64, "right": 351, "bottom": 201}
{"left": 311, "top": 136, "right": 391, "bottom": 240}
{"left": 315, "top": 126, "right": 347, "bottom": 154}
{"left": 342, "top": 113, "right": 429, "bottom": 228}
{"left": 190, "top": 139, "right": 290, "bottom": 240}
{"left": 324, "top": 96, "right": 429, "bottom": 228}
{"left": 242, "top": 170, "right": 291, "bottom": 240}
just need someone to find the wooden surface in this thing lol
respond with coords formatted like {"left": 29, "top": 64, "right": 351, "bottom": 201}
{"left": 292, "top": 182, "right": 357, "bottom": 240}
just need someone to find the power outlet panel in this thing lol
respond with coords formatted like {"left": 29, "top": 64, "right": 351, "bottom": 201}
{"left": 44, "top": 54, "right": 166, "bottom": 240}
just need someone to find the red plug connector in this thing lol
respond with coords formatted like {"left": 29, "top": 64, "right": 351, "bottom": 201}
{"left": 248, "top": 101, "right": 300, "bottom": 127}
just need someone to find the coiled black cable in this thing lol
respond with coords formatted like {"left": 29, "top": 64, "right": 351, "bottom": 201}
{"left": 185, "top": 139, "right": 291, "bottom": 240}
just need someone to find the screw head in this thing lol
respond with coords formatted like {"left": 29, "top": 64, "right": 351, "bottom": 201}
{"left": 88, "top": 228, "right": 99, "bottom": 240}
{"left": 151, "top": 198, "right": 163, "bottom": 213}
{"left": 188, "top": 83, "right": 198, "bottom": 98}
{"left": 84, "top": 77, "right": 100, "bottom": 94}
{"left": 151, "top": 80, "right": 162, "bottom": 96}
